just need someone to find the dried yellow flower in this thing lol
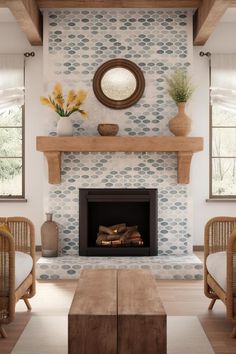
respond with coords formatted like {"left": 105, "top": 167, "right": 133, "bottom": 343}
{"left": 52, "top": 83, "right": 63, "bottom": 99}
{"left": 40, "top": 97, "right": 55, "bottom": 110}
{"left": 40, "top": 83, "right": 88, "bottom": 118}
{"left": 76, "top": 90, "right": 87, "bottom": 104}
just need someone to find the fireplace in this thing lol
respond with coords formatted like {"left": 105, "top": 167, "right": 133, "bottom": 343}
{"left": 79, "top": 189, "right": 157, "bottom": 256}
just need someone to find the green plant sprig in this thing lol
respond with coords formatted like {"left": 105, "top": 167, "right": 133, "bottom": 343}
{"left": 166, "top": 69, "right": 194, "bottom": 103}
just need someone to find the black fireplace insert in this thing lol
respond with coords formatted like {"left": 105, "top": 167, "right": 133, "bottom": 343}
{"left": 79, "top": 188, "right": 157, "bottom": 256}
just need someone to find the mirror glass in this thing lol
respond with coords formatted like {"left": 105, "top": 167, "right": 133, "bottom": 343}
{"left": 93, "top": 58, "right": 145, "bottom": 109}
{"left": 101, "top": 67, "right": 137, "bottom": 101}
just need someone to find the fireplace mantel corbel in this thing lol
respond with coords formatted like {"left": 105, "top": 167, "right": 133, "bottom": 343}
{"left": 36, "top": 136, "right": 203, "bottom": 185}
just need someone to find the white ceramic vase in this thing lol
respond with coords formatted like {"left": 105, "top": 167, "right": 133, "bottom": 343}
{"left": 56, "top": 117, "right": 73, "bottom": 136}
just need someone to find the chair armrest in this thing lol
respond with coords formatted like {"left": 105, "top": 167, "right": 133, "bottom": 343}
{"left": 1, "top": 217, "right": 36, "bottom": 259}
{"left": 0, "top": 229, "right": 16, "bottom": 323}
{"left": 0, "top": 217, "right": 36, "bottom": 298}
{"left": 227, "top": 229, "right": 236, "bottom": 321}
{"left": 204, "top": 217, "right": 236, "bottom": 259}
{"left": 204, "top": 217, "right": 236, "bottom": 299}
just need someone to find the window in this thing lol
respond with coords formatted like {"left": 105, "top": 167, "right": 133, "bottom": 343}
{"left": 0, "top": 55, "right": 25, "bottom": 199}
{"left": 0, "top": 106, "right": 24, "bottom": 198}
{"left": 210, "top": 54, "right": 236, "bottom": 198}
{"left": 211, "top": 105, "right": 236, "bottom": 197}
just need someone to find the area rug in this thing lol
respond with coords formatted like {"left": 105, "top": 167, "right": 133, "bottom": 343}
{"left": 12, "top": 315, "right": 214, "bottom": 354}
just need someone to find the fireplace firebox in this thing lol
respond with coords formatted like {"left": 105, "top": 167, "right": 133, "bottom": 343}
{"left": 79, "top": 189, "right": 157, "bottom": 256}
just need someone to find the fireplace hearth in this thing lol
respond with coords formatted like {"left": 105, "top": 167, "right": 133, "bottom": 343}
{"left": 79, "top": 189, "right": 157, "bottom": 256}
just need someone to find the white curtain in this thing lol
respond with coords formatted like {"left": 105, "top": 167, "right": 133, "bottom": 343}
{"left": 0, "top": 55, "right": 24, "bottom": 111}
{"left": 211, "top": 54, "right": 236, "bottom": 111}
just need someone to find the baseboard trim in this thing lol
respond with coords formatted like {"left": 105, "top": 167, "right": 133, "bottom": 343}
{"left": 193, "top": 245, "right": 204, "bottom": 252}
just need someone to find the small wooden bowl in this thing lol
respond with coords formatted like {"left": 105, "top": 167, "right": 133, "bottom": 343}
{"left": 97, "top": 123, "right": 119, "bottom": 136}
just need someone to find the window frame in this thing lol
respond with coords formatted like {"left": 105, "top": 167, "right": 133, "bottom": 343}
{"left": 209, "top": 104, "right": 236, "bottom": 200}
{"left": 0, "top": 105, "right": 25, "bottom": 200}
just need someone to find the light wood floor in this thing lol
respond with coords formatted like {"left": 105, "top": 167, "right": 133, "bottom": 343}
{"left": 1, "top": 253, "right": 236, "bottom": 354}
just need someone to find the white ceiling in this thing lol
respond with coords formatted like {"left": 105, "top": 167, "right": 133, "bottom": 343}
{"left": 0, "top": 6, "right": 235, "bottom": 23}
{"left": 220, "top": 8, "right": 236, "bottom": 22}
{"left": 0, "top": 8, "right": 16, "bottom": 22}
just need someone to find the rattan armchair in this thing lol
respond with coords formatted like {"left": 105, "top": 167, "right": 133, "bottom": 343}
{"left": 204, "top": 217, "right": 236, "bottom": 337}
{"left": 0, "top": 217, "right": 35, "bottom": 338}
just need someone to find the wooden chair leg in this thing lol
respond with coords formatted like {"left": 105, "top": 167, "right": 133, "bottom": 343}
{"left": 231, "top": 326, "right": 236, "bottom": 338}
{"left": 208, "top": 299, "right": 216, "bottom": 310}
{"left": 0, "top": 326, "right": 7, "bottom": 338}
{"left": 23, "top": 298, "right": 32, "bottom": 310}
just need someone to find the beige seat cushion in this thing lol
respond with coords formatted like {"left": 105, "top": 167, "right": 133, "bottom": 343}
{"left": 206, "top": 251, "right": 226, "bottom": 291}
{"left": 15, "top": 251, "right": 33, "bottom": 289}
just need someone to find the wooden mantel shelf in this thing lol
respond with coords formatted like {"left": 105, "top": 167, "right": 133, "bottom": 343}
{"left": 36, "top": 136, "right": 203, "bottom": 185}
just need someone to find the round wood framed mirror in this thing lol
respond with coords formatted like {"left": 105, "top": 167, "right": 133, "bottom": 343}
{"left": 93, "top": 59, "right": 145, "bottom": 109}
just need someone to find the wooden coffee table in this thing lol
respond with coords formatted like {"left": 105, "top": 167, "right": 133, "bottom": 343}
{"left": 68, "top": 269, "right": 166, "bottom": 354}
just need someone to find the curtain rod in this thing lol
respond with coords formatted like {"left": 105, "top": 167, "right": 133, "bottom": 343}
{"left": 0, "top": 52, "right": 35, "bottom": 57}
{"left": 24, "top": 52, "right": 35, "bottom": 57}
{"left": 199, "top": 51, "right": 211, "bottom": 57}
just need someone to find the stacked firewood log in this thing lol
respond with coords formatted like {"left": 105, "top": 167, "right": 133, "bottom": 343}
{"left": 96, "top": 223, "right": 144, "bottom": 247}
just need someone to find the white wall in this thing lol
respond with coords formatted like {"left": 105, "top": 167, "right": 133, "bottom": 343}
{"left": 191, "top": 22, "right": 236, "bottom": 245}
{"left": 0, "top": 22, "right": 44, "bottom": 244}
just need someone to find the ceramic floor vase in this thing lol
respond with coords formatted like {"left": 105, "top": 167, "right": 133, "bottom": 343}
{"left": 41, "top": 213, "right": 58, "bottom": 257}
{"left": 168, "top": 102, "right": 192, "bottom": 136}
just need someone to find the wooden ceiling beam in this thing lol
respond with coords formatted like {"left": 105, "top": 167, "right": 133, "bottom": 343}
{"left": 193, "top": 0, "right": 231, "bottom": 45}
{"left": 36, "top": 0, "right": 201, "bottom": 8}
{"left": 6, "top": 0, "right": 43, "bottom": 45}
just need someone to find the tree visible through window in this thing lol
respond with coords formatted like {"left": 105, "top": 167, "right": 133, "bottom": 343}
{"left": 211, "top": 105, "right": 236, "bottom": 197}
{"left": 0, "top": 54, "right": 25, "bottom": 199}
{"left": 0, "top": 106, "right": 24, "bottom": 197}
{"left": 210, "top": 54, "right": 236, "bottom": 198}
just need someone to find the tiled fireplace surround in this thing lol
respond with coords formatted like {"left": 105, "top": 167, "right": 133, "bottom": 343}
{"left": 37, "top": 8, "right": 203, "bottom": 280}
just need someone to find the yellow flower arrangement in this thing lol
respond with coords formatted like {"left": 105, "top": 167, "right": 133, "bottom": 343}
{"left": 40, "top": 83, "right": 88, "bottom": 118}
